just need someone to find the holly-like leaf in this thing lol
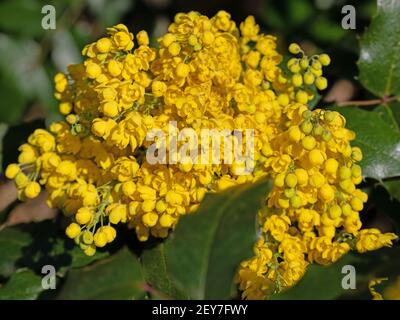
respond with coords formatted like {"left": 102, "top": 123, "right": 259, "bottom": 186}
{"left": 382, "top": 179, "right": 400, "bottom": 204}
{"left": 140, "top": 241, "right": 189, "bottom": 300}
{"left": 374, "top": 104, "right": 400, "bottom": 133}
{"left": 0, "top": 228, "right": 32, "bottom": 278}
{"left": 272, "top": 254, "right": 358, "bottom": 300}
{"left": 163, "top": 178, "right": 272, "bottom": 300}
{"left": 273, "top": 247, "right": 400, "bottom": 300}
{"left": 0, "top": 269, "right": 43, "bottom": 300}
{"left": 57, "top": 247, "right": 146, "bottom": 300}
{"left": 388, "top": 101, "right": 400, "bottom": 129}
{"left": 334, "top": 107, "right": 400, "bottom": 180}
{"left": 0, "top": 221, "right": 108, "bottom": 278}
{"left": 358, "top": 0, "right": 400, "bottom": 97}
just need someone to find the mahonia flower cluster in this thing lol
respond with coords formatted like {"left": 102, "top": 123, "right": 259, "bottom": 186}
{"left": 5, "top": 11, "right": 397, "bottom": 298}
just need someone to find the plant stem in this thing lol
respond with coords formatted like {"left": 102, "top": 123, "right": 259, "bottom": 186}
{"left": 337, "top": 95, "right": 400, "bottom": 107}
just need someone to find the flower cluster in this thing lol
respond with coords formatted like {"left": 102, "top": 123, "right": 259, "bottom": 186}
{"left": 5, "top": 11, "right": 397, "bottom": 298}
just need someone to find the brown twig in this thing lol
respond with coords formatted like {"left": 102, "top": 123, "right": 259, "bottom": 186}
{"left": 337, "top": 96, "right": 400, "bottom": 107}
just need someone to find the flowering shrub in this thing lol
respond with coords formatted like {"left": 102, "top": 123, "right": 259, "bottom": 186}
{"left": 1, "top": 7, "right": 399, "bottom": 300}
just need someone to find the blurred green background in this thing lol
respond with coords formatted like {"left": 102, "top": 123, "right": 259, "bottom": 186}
{"left": 0, "top": 0, "right": 376, "bottom": 127}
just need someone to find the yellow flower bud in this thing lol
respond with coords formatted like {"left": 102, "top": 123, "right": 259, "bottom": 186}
{"left": 339, "top": 166, "right": 352, "bottom": 180}
{"left": 59, "top": 102, "right": 73, "bottom": 115}
{"left": 295, "top": 168, "right": 308, "bottom": 186}
{"left": 319, "top": 184, "right": 335, "bottom": 202}
{"left": 303, "top": 72, "right": 315, "bottom": 85}
{"left": 82, "top": 230, "right": 94, "bottom": 245}
{"left": 122, "top": 181, "right": 136, "bottom": 196}
{"left": 94, "top": 231, "right": 107, "bottom": 247}
{"left": 84, "top": 244, "right": 96, "bottom": 256}
{"left": 151, "top": 80, "right": 167, "bottom": 97}
{"left": 341, "top": 203, "right": 353, "bottom": 216}
{"left": 142, "top": 199, "right": 156, "bottom": 212}
{"left": 315, "top": 77, "right": 328, "bottom": 90}
{"left": 300, "top": 120, "right": 313, "bottom": 134}
{"left": 274, "top": 173, "right": 286, "bottom": 188}
{"left": 96, "top": 38, "right": 112, "bottom": 53}
{"left": 351, "top": 147, "right": 363, "bottom": 162}
{"left": 103, "top": 225, "right": 117, "bottom": 242}
{"left": 351, "top": 164, "right": 362, "bottom": 178}
{"left": 339, "top": 179, "right": 356, "bottom": 193}
{"left": 202, "top": 31, "right": 215, "bottom": 45}
{"left": 24, "top": 181, "right": 41, "bottom": 199}
{"left": 101, "top": 101, "right": 119, "bottom": 117}
{"left": 288, "top": 43, "right": 301, "bottom": 54}
{"left": 324, "top": 158, "right": 339, "bottom": 175}
{"left": 161, "top": 33, "right": 176, "bottom": 47}
{"left": 5, "top": 164, "right": 20, "bottom": 179}
{"left": 318, "top": 53, "right": 331, "bottom": 66}
{"left": 107, "top": 60, "right": 122, "bottom": 77}
{"left": 290, "top": 195, "right": 302, "bottom": 208}
{"left": 292, "top": 74, "right": 303, "bottom": 87}
{"left": 309, "top": 172, "right": 325, "bottom": 188}
{"left": 176, "top": 63, "right": 190, "bottom": 78}
{"left": 350, "top": 197, "right": 364, "bottom": 211}
{"left": 288, "top": 126, "right": 302, "bottom": 142}
{"left": 155, "top": 200, "right": 167, "bottom": 213}
{"left": 159, "top": 214, "right": 174, "bottom": 228}
{"left": 85, "top": 62, "right": 102, "bottom": 79}
{"left": 309, "top": 149, "right": 325, "bottom": 166}
{"left": 285, "top": 173, "right": 298, "bottom": 188}
{"left": 296, "top": 90, "right": 308, "bottom": 104}
{"left": 66, "top": 223, "right": 81, "bottom": 239}
{"left": 302, "top": 136, "right": 316, "bottom": 150}
{"left": 277, "top": 94, "right": 290, "bottom": 106}
{"left": 168, "top": 42, "right": 181, "bottom": 56}
{"left": 136, "top": 30, "right": 149, "bottom": 46}
{"left": 15, "top": 172, "right": 29, "bottom": 188}
{"left": 76, "top": 207, "right": 93, "bottom": 225}
{"left": 142, "top": 212, "right": 158, "bottom": 227}
{"left": 329, "top": 205, "right": 342, "bottom": 219}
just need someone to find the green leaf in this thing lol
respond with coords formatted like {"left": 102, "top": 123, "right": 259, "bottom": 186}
{"left": 0, "top": 123, "right": 8, "bottom": 172}
{"left": 0, "top": 0, "right": 44, "bottom": 37}
{"left": 0, "top": 35, "right": 54, "bottom": 123}
{"left": 310, "top": 16, "right": 346, "bottom": 43}
{"left": 0, "top": 221, "right": 108, "bottom": 278}
{"left": 140, "top": 241, "right": 189, "bottom": 300}
{"left": 388, "top": 101, "right": 400, "bottom": 129}
{"left": 0, "top": 269, "right": 43, "bottom": 300}
{"left": 57, "top": 247, "right": 146, "bottom": 299}
{"left": 272, "top": 254, "right": 358, "bottom": 300}
{"left": 374, "top": 104, "right": 400, "bottom": 133}
{"left": 334, "top": 107, "right": 400, "bottom": 180}
{"left": 273, "top": 247, "right": 400, "bottom": 300}
{"left": 87, "top": 0, "right": 134, "bottom": 27}
{"left": 164, "top": 178, "right": 272, "bottom": 299}
{"left": 358, "top": 0, "right": 400, "bottom": 97}
{"left": 383, "top": 179, "right": 400, "bottom": 202}
{"left": 287, "top": 0, "right": 313, "bottom": 27}
{"left": 0, "top": 228, "right": 32, "bottom": 278}
{"left": 0, "top": 71, "right": 27, "bottom": 124}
